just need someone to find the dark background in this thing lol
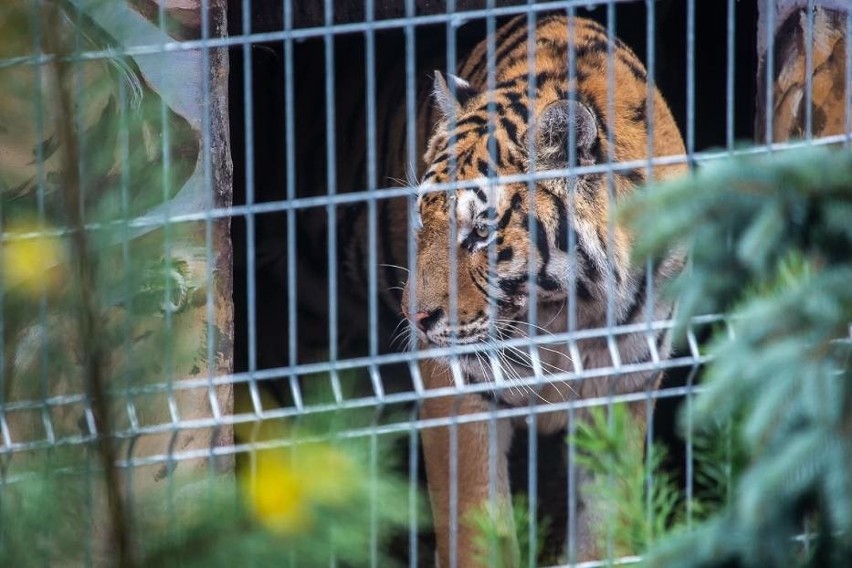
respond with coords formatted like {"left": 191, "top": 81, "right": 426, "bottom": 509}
{"left": 227, "top": 0, "right": 761, "bottom": 560}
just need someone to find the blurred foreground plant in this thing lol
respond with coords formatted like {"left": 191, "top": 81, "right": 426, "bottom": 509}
{"left": 618, "top": 147, "right": 852, "bottom": 567}
{"left": 2, "top": 2, "right": 417, "bottom": 566}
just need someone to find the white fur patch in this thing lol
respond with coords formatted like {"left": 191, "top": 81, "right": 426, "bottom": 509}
{"left": 455, "top": 177, "right": 506, "bottom": 246}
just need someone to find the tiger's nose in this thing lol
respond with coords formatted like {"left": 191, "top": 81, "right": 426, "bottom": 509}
{"left": 411, "top": 308, "right": 444, "bottom": 333}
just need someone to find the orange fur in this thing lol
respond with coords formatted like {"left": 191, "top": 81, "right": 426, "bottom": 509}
{"left": 402, "top": 15, "right": 686, "bottom": 566}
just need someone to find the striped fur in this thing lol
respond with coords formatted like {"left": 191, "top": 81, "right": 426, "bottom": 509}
{"left": 402, "top": 15, "right": 687, "bottom": 565}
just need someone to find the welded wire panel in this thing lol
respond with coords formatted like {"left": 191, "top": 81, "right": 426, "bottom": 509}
{"left": 1, "top": 1, "right": 849, "bottom": 567}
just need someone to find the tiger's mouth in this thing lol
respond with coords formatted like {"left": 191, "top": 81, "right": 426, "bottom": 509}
{"left": 420, "top": 314, "right": 575, "bottom": 402}
{"left": 425, "top": 323, "right": 539, "bottom": 381}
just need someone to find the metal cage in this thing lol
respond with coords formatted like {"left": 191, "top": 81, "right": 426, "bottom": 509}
{"left": 0, "top": 1, "right": 849, "bottom": 566}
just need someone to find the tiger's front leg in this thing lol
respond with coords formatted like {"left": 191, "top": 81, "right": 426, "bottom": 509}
{"left": 419, "top": 359, "right": 517, "bottom": 568}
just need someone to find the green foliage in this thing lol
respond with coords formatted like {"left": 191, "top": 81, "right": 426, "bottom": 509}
{"left": 568, "top": 404, "right": 740, "bottom": 559}
{"left": 468, "top": 495, "right": 550, "bottom": 568}
{"left": 1, "top": 389, "right": 420, "bottom": 568}
{"left": 622, "top": 147, "right": 852, "bottom": 567}
{"left": 623, "top": 148, "right": 852, "bottom": 323}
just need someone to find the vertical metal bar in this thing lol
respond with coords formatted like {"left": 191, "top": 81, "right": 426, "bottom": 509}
{"left": 370, "top": 424, "right": 379, "bottom": 567}
{"left": 726, "top": 0, "right": 736, "bottom": 151}
{"left": 158, "top": 0, "right": 177, "bottom": 442}
{"left": 564, "top": 10, "right": 579, "bottom": 560}
{"left": 604, "top": 2, "right": 617, "bottom": 339}
{"left": 444, "top": 3, "right": 460, "bottom": 567}
{"left": 403, "top": 1, "right": 419, "bottom": 562}
{"left": 566, "top": 404, "right": 577, "bottom": 563}
{"left": 566, "top": 7, "right": 579, "bottom": 337}
{"left": 403, "top": 0, "right": 418, "bottom": 348}
{"left": 324, "top": 0, "right": 342, "bottom": 400}
{"left": 364, "top": 6, "right": 379, "bottom": 565}
{"left": 685, "top": 0, "right": 698, "bottom": 533}
{"left": 482, "top": 4, "right": 499, "bottom": 567}
{"left": 365, "top": 0, "right": 384, "bottom": 407}
{"left": 449, "top": 413, "right": 460, "bottom": 568}
{"left": 241, "top": 0, "right": 262, "bottom": 419}
{"left": 408, "top": 412, "right": 420, "bottom": 568}
{"left": 644, "top": 0, "right": 658, "bottom": 540}
{"left": 282, "top": 0, "right": 303, "bottom": 411}
{"left": 804, "top": 0, "right": 815, "bottom": 140}
{"left": 365, "top": 0, "right": 378, "bottom": 360}
{"left": 846, "top": 10, "right": 851, "bottom": 147}
{"left": 765, "top": 0, "right": 775, "bottom": 148}
{"left": 605, "top": 6, "right": 620, "bottom": 558}
{"left": 30, "top": 0, "right": 54, "bottom": 462}
{"left": 523, "top": 5, "right": 539, "bottom": 566}
{"left": 686, "top": 0, "right": 696, "bottom": 162}
{"left": 685, "top": 326, "right": 698, "bottom": 527}
{"left": 524, "top": 5, "right": 538, "bottom": 342}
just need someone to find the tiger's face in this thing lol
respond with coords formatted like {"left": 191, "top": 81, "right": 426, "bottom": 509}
{"left": 401, "top": 72, "right": 638, "bottom": 394}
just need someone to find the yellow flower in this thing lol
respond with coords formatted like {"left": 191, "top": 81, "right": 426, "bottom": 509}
{"left": 241, "top": 450, "right": 313, "bottom": 535}
{"left": 1, "top": 221, "right": 67, "bottom": 296}
{"left": 240, "top": 440, "right": 360, "bottom": 536}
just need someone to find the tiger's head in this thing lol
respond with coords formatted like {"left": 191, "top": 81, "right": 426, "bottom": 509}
{"left": 401, "top": 70, "right": 682, "bottom": 400}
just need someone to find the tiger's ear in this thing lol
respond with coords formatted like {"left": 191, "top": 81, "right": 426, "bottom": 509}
{"left": 432, "top": 70, "right": 478, "bottom": 117}
{"left": 533, "top": 100, "right": 598, "bottom": 166}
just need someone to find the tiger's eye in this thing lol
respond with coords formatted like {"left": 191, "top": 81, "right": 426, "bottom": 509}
{"left": 474, "top": 225, "right": 489, "bottom": 240}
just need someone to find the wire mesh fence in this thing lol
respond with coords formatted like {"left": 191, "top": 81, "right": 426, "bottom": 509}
{"left": 0, "top": 0, "right": 849, "bottom": 566}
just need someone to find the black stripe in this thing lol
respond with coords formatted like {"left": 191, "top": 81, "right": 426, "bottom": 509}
{"left": 458, "top": 114, "right": 488, "bottom": 128}
{"left": 471, "top": 269, "right": 491, "bottom": 298}
{"left": 618, "top": 54, "right": 647, "bottom": 82}
{"left": 630, "top": 100, "right": 647, "bottom": 124}
{"left": 618, "top": 272, "right": 647, "bottom": 325}
{"left": 499, "top": 276, "right": 525, "bottom": 296}
{"left": 495, "top": 77, "right": 521, "bottom": 90}
{"left": 533, "top": 216, "right": 550, "bottom": 267}
{"left": 617, "top": 168, "right": 646, "bottom": 187}
{"left": 466, "top": 15, "right": 529, "bottom": 82}
{"left": 500, "top": 117, "right": 520, "bottom": 146}
{"left": 575, "top": 279, "right": 593, "bottom": 301}
{"left": 477, "top": 158, "right": 491, "bottom": 179}
{"left": 576, "top": 92, "right": 609, "bottom": 147}
{"left": 502, "top": 90, "right": 529, "bottom": 125}
{"left": 575, "top": 39, "right": 608, "bottom": 61}
{"left": 476, "top": 15, "right": 564, "bottom": 86}
{"left": 576, "top": 241, "right": 601, "bottom": 284}
{"left": 578, "top": 18, "right": 606, "bottom": 34}
{"left": 536, "top": 274, "right": 560, "bottom": 292}
{"left": 546, "top": 192, "right": 572, "bottom": 252}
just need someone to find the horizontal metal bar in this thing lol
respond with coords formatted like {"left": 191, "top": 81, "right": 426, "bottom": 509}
{"left": 0, "top": 0, "right": 639, "bottom": 69}
{"left": 2, "top": 133, "right": 849, "bottom": 244}
{"left": 0, "top": 314, "right": 723, "bottom": 416}
{"left": 0, "top": 383, "right": 705, "bottom": 462}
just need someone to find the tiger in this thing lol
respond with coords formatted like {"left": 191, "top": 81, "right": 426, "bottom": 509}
{"left": 398, "top": 14, "right": 687, "bottom": 566}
